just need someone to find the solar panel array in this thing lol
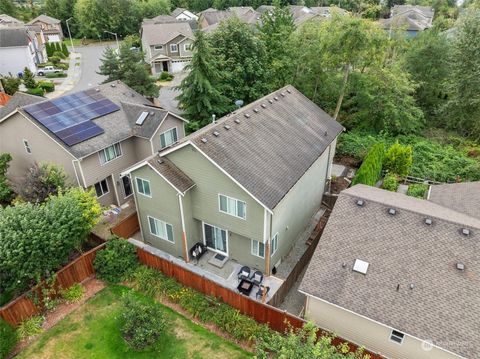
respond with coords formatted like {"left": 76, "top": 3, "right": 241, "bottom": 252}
{"left": 23, "top": 89, "right": 120, "bottom": 146}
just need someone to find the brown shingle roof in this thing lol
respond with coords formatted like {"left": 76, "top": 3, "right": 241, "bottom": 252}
{"left": 428, "top": 181, "right": 480, "bottom": 220}
{"left": 300, "top": 184, "right": 480, "bottom": 358}
{"left": 148, "top": 156, "right": 195, "bottom": 193}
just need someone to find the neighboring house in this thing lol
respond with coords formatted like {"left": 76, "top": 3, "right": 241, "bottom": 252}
{"left": 171, "top": 7, "right": 198, "bottom": 21}
{"left": 27, "top": 14, "right": 63, "bottom": 43}
{"left": 123, "top": 85, "right": 343, "bottom": 274}
{"left": 380, "top": 5, "right": 434, "bottom": 37}
{"left": 300, "top": 184, "right": 479, "bottom": 359}
{"left": 0, "top": 14, "right": 24, "bottom": 26}
{"left": 198, "top": 6, "right": 260, "bottom": 31}
{"left": 0, "top": 92, "right": 41, "bottom": 119}
{"left": 0, "top": 81, "right": 188, "bottom": 206}
{"left": 0, "top": 26, "right": 42, "bottom": 75}
{"left": 141, "top": 20, "right": 194, "bottom": 74}
{"left": 428, "top": 181, "right": 480, "bottom": 220}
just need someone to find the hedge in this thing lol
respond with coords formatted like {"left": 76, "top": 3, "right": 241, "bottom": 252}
{"left": 351, "top": 142, "right": 385, "bottom": 186}
{"left": 38, "top": 80, "right": 55, "bottom": 92}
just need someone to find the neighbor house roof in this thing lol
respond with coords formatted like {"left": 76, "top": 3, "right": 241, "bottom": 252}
{"left": 141, "top": 21, "right": 194, "bottom": 46}
{"left": 428, "top": 181, "right": 480, "bottom": 220}
{"left": 162, "top": 85, "right": 343, "bottom": 210}
{"left": 0, "top": 26, "right": 32, "bottom": 47}
{"left": 143, "top": 15, "right": 178, "bottom": 25}
{"left": 0, "top": 14, "right": 24, "bottom": 25}
{"left": 300, "top": 184, "right": 480, "bottom": 359}
{"left": 392, "top": 5, "right": 434, "bottom": 19}
{"left": 148, "top": 156, "right": 195, "bottom": 194}
{"left": 0, "top": 92, "right": 42, "bottom": 119}
{"left": 171, "top": 8, "right": 188, "bottom": 17}
{"left": 27, "top": 14, "right": 61, "bottom": 25}
{"left": 381, "top": 5, "right": 434, "bottom": 31}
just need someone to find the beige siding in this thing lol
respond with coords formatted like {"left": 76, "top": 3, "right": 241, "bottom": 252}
{"left": 270, "top": 142, "right": 333, "bottom": 271}
{"left": 92, "top": 175, "right": 116, "bottom": 207}
{"left": 151, "top": 115, "right": 186, "bottom": 153}
{"left": 132, "top": 136, "right": 153, "bottom": 160}
{"left": 0, "top": 112, "right": 77, "bottom": 187}
{"left": 305, "top": 296, "right": 462, "bottom": 359}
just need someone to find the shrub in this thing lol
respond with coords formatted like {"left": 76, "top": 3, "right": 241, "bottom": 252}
{"left": 61, "top": 283, "right": 85, "bottom": 303}
{"left": 120, "top": 292, "right": 168, "bottom": 350}
{"left": 0, "top": 318, "right": 17, "bottom": 359}
{"left": 38, "top": 80, "right": 55, "bottom": 93}
{"left": 45, "top": 42, "right": 54, "bottom": 57}
{"left": 94, "top": 237, "right": 139, "bottom": 283}
{"left": 19, "top": 162, "right": 67, "bottom": 203}
{"left": 351, "top": 142, "right": 385, "bottom": 186}
{"left": 382, "top": 173, "right": 399, "bottom": 192}
{"left": 26, "top": 87, "right": 44, "bottom": 96}
{"left": 61, "top": 43, "right": 69, "bottom": 57}
{"left": 384, "top": 141, "right": 413, "bottom": 178}
{"left": 53, "top": 51, "right": 66, "bottom": 59}
{"left": 0, "top": 153, "right": 13, "bottom": 204}
{"left": 0, "top": 76, "right": 21, "bottom": 95}
{"left": 46, "top": 72, "right": 67, "bottom": 78}
{"left": 17, "top": 315, "right": 44, "bottom": 340}
{"left": 49, "top": 56, "right": 61, "bottom": 65}
{"left": 159, "top": 71, "right": 173, "bottom": 81}
{"left": 407, "top": 183, "right": 429, "bottom": 198}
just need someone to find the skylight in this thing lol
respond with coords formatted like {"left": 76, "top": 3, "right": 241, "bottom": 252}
{"left": 136, "top": 111, "right": 149, "bottom": 126}
{"left": 353, "top": 259, "right": 369, "bottom": 274}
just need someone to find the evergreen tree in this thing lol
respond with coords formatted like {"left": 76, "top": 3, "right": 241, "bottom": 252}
{"left": 23, "top": 67, "right": 36, "bottom": 89}
{"left": 61, "top": 42, "right": 70, "bottom": 57}
{"left": 0, "top": 0, "right": 16, "bottom": 16}
{"left": 45, "top": 42, "right": 53, "bottom": 57}
{"left": 176, "top": 30, "right": 230, "bottom": 131}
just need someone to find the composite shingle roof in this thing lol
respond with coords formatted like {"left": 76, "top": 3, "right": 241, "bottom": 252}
{"left": 164, "top": 85, "right": 343, "bottom": 210}
{"left": 428, "top": 181, "right": 480, "bottom": 220}
{"left": 147, "top": 156, "right": 195, "bottom": 193}
{"left": 0, "top": 26, "right": 31, "bottom": 47}
{"left": 0, "top": 92, "right": 42, "bottom": 119}
{"left": 141, "top": 21, "right": 193, "bottom": 46}
{"left": 27, "top": 14, "right": 61, "bottom": 25}
{"left": 299, "top": 184, "right": 480, "bottom": 358}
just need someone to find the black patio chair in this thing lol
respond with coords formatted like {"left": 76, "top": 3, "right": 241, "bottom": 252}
{"left": 256, "top": 285, "right": 270, "bottom": 300}
{"left": 237, "top": 266, "right": 251, "bottom": 281}
{"left": 251, "top": 270, "right": 263, "bottom": 286}
{"left": 190, "top": 242, "right": 207, "bottom": 263}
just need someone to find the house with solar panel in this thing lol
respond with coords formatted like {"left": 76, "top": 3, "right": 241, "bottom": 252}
{"left": 121, "top": 85, "right": 343, "bottom": 281}
{"left": 0, "top": 81, "right": 188, "bottom": 206}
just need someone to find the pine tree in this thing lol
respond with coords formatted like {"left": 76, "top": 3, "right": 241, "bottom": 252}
{"left": 23, "top": 67, "right": 36, "bottom": 89}
{"left": 176, "top": 30, "right": 230, "bottom": 131}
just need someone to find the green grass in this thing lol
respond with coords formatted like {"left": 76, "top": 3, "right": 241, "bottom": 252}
{"left": 17, "top": 285, "right": 252, "bottom": 359}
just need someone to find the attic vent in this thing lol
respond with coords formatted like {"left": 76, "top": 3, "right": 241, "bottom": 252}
{"left": 268, "top": 99, "right": 273, "bottom": 104}
{"left": 201, "top": 138, "right": 208, "bottom": 143}
{"left": 261, "top": 104, "right": 266, "bottom": 108}
{"left": 244, "top": 114, "right": 250, "bottom": 118}
{"left": 287, "top": 89, "right": 291, "bottom": 93}
{"left": 456, "top": 262, "right": 465, "bottom": 271}
{"left": 234, "top": 118, "right": 241, "bottom": 124}
{"left": 388, "top": 208, "right": 397, "bottom": 216}
{"left": 213, "top": 131, "right": 220, "bottom": 137}
{"left": 136, "top": 111, "right": 149, "bottom": 126}
{"left": 425, "top": 218, "right": 433, "bottom": 225}
{"left": 224, "top": 125, "right": 230, "bottom": 130}
{"left": 353, "top": 259, "right": 369, "bottom": 274}
{"left": 356, "top": 199, "right": 364, "bottom": 207}
{"left": 461, "top": 228, "right": 470, "bottom": 236}
{"left": 253, "top": 108, "right": 259, "bottom": 113}
{"left": 274, "top": 96, "right": 279, "bottom": 101}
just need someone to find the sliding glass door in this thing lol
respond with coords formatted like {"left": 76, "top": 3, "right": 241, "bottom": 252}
{"left": 203, "top": 223, "right": 228, "bottom": 255}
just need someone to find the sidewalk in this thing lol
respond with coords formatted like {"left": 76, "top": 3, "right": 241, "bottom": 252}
{"left": 44, "top": 52, "right": 82, "bottom": 99}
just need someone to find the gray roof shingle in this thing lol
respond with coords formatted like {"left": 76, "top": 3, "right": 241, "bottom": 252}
{"left": 0, "top": 92, "right": 43, "bottom": 119}
{"left": 27, "top": 14, "right": 61, "bottom": 25}
{"left": 299, "top": 184, "right": 480, "bottom": 358}
{"left": 0, "top": 26, "right": 30, "bottom": 47}
{"left": 166, "top": 85, "right": 343, "bottom": 210}
{"left": 148, "top": 156, "right": 195, "bottom": 193}
{"left": 142, "top": 22, "right": 193, "bottom": 46}
{"left": 429, "top": 182, "right": 480, "bottom": 220}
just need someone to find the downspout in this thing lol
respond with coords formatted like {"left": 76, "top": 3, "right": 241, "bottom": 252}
{"left": 178, "top": 194, "right": 189, "bottom": 263}
{"left": 325, "top": 143, "right": 333, "bottom": 194}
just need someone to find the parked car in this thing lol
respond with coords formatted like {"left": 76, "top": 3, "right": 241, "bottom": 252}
{"left": 37, "top": 66, "right": 63, "bottom": 76}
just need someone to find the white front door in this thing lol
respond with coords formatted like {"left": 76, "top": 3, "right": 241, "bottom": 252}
{"left": 203, "top": 222, "right": 228, "bottom": 256}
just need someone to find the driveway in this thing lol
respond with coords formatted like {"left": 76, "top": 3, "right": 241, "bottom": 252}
{"left": 157, "top": 71, "right": 186, "bottom": 114}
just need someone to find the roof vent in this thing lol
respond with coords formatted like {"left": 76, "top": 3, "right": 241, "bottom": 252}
{"left": 462, "top": 228, "right": 470, "bottom": 236}
{"left": 234, "top": 118, "right": 240, "bottom": 124}
{"left": 136, "top": 111, "right": 149, "bottom": 126}
{"left": 356, "top": 199, "right": 365, "bottom": 207}
{"left": 201, "top": 138, "right": 207, "bottom": 143}
{"left": 268, "top": 99, "right": 273, "bottom": 104}
{"left": 244, "top": 113, "right": 250, "bottom": 118}
{"left": 425, "top": 218, "right": 433, "bottom": 225}
{"left": 388, "top": 208, "right": 397, "bottom": 216}
{"left": 253, "top": 108, "right": 259, "bottom": 113}
{"left": 261, "top": 104, "right": 266, "bottom": 108}
{"left": 409, "top": 283, "right": 414, "bottom": 290}
{"left": 95, "top": 88, "right": 100, "bottom": 92}
{"left": 456, "top": 262, "right": 465, "bottom": 271}
{"left": 213, "top": 131, "right": 220, "bottom": 137}
{"left": 110, "top": 83, "right": 116, "bottom": 87}
{"left": 149, "top": 111, "right": 155, "bottom": 116}
{"left": 324, "top": 130, "right": 328, "bottom": 136}
{"left": 224, "top": 125, "right": 230, "bottom": 130}
{"left": 353, "top": 259, "right": 369, "bottom": 275}
{"left": 274, "top": 96, "right": 278, "bottom": 101}
{"left": 287, "top": 89, "right": 291, "bottom": 93}
{"left": 280, "top": 92, "right": 285, "bottom": 97}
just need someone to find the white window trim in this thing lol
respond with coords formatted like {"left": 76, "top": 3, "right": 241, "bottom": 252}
{"left": 218, "top": 193, "right": 246, "bottom": 220}
{"left": 389, "top": 329, "right": 405, "bottom": 345}
{"left": 271, "top": 233, "right": 279, "bottom": 256}
{"left": 202, "top": 221, "right": 229, "bottom": 256}
{"left": 135, "top": 177, "right": 152, "bottom": 198}
{"left": 159, "top": 126, "right": 178, "bottom": 149}
{"left": 23, "top": 139, "right": 31, "bottom": 154}
{"left": 147, "top": 215, "right": 174, "bottom": 243}
{"left": 94, "top": 179, "right": 109, "bottom": 198}
{"left": 98, "top": 142, "right": 122, "bottom": 166}
{"left": 170, "top": 43, "right": 178, "bottom": 52}
{"left": 184, "top": 43, "right": 191, "bottom": 51}
{"left": 251, "top": 239, "right": 265, "bottom": 258}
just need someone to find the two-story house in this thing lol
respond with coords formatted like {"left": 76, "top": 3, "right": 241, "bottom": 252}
{"left": 0, "top": 26, "right": 42, "bottom": 75}
{"left": 27, "top": 14, "right": 63, "bottom": 43}
{"left": 141, "top": 20, "right": 194, "bottom": 74}
{"left": 123, "top": 86, "right": 343, "bottom": 274}
{"left": 0, "top": 81, "right": 188, "bottom": 206}
{"left": 380, "top": 5, "right": 434, "bottom": 37}
{"left": 171, "top": 8, "right": 198, "bottom": 21}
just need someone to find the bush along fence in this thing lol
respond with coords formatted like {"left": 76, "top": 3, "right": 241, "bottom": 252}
{"left": 0, "top": 243, "right": 106, "bottom": 326}
{"left": 351, "top": 142, "right": 385, "bottom": 186}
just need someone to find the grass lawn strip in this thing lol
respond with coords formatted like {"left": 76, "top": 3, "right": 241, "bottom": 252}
{"left": 16, "top": 285, "right": 252, "bottom": 359}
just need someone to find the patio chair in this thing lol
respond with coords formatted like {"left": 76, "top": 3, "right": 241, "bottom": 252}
{"left": 251, "top": 270, "right": 263, "bottom": 286}
{"left": 237, "top": 266, "right": 251, "bottom": 281}
{"left": 256, "top": 285, "right": 270, "bottom": 300}
{"left": 190, "top": 242, "right": 207, "bottom": 263}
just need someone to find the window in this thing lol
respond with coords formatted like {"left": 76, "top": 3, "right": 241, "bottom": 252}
{"left": 94, "top": 179, "right": 109, "bottom": 197}
{"left": 390, "top": 330, "right": 405, "bottom": 344}
{"left": 136, "top": 177, "right": 151, "bottom": 197}
{"left": 154, "top": 45, "right": 163, "bottom": 50}
{"left": 99, "top": 142, "right": 122, "bottom": 165}
{"left": 148, "top": 216, "right": 174, "bottom": 243}
{"left": 170, "top": 44, "right": 178, "bottom": 52}
{"left": 23, "top": 139, "right": 31, "bottom": 154}
{"left": 204, "top": 223, "right": 228, "bottom": 254}
{"left": 219, "top": 194, "right": 246, "bottom": 219}
{"left": 122, "top": 176, "right": 133, "bottom": 197}
{"left": 160, "top": 127, "right": 178, "bottom": 149}
{"left": 251, "top": 239, "right": 265, "bottom": 258}
{"left": 184, "top": 43, "right": 191, "bottom": 51}
{"left": 271, "top": 233, "right": 278, "bottom": 256}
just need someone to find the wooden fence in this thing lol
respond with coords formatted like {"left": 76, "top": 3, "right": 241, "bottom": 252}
{"left": 0, "top": 243, "right": 106, "bottom": 326}
{"left": 111, "top": 212, "right": 140, "bottom": 238}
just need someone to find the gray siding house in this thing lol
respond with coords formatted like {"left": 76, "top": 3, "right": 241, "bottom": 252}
{"left": 124, "top": 85, "right": 343, "bottom": 274}
{"left": 0, "top": 81, "right": 188, "bottom": 206}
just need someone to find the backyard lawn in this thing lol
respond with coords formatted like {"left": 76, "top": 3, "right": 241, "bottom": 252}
{"left": 17, "top": 285, "right": 253, "bottom": 359}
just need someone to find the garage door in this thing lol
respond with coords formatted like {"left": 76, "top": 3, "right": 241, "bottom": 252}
{"left": 47, "top": 35, "right": 60, "bottom": 43}
{"left": 170, "top": 60, "right": 190, "bottom": 73}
